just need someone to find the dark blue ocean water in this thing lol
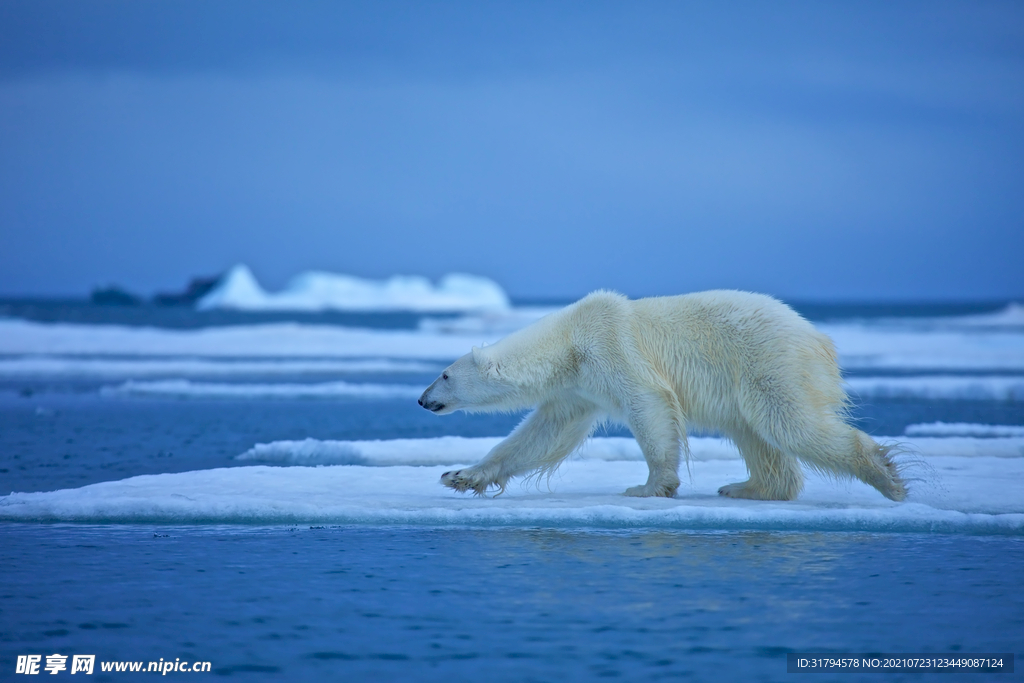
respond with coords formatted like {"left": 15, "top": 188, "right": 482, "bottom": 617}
{"left": 3, "top": 525, "right": 1022, "bottom": 682}
{"left": 1, "top": 301, "right": 1022, "bottom": 681}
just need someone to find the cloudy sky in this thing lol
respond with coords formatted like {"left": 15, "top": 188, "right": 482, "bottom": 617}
{"left": 0, "top": 0, "right": 1021, "bottom": 300}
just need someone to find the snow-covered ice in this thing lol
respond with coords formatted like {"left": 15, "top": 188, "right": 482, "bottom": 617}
{"left": 905, "top": 422, "right": 1024, "bottom": 438}
{"left": 846, "top": 375, "right": 1024, "bottom": 401}
{"left": 3, "top": 436, "right": 1021, "bottom": 533}
{"left": 101, "top": 379, "right": 424, "bottom": 399}
{"left": 234, "top": 435, "right": 1024, "bottom": 466}
{"left": 0, "top": 357, "right": 439, "bottom": 377}
{"left": 198, "top": 264, "right": 510, "bottom": 312}
{"left": 2, "top": 316, "right": 1021, "bottom": 370}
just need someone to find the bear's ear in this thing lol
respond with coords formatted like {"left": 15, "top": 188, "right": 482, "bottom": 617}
{"left": 471, "top": 345, "right": 501, "bottom": 380}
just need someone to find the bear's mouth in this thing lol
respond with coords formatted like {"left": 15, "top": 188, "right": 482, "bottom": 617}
{"left": 418, "top": 399, "right": 446, "bottom": 413}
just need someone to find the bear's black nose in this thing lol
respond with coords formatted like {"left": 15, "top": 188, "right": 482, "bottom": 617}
{"left": 417, "top": 398, "right": 424, "bottom": 407}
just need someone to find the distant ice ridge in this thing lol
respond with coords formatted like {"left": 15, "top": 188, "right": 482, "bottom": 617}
{"left": 419, "top": 307, "right": 559, "bottom": 336}
{"left": 0, "top": 357, "right": 439, "bottom": 377}
{"left": 0, "top": 319, "right": 487, "bottom": 359}
{"left": 2, "top": 318, "right": 1021, "bottom": 370}
{"left": 820, "top": 324, "right": 1024, "bottom": 370}
{"left": 3, "top": 451, "right": 1022, "bottom": 532}
{"left": 845, "top": 376, "right": 1024, "bottom": 401}
{"left": 102, "top": 379, "right": 422, "bottom": 399}
{"left": 94, "top": 376, "right": 1024, "bottom": 401}
{"left": 198, "top": 264, "right": 510, "bottom": 312}
{"left": 905, "top": 422, "right": 1024, "bottom": 438}
{"left": 942, "top": 303, "right": 1024, "bottom": 329}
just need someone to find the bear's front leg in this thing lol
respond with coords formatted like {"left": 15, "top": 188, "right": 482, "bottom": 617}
{"left": 623, "top": 387, "right": 685, "bottom": 498}
{"left": 440, "top": 465, "right": 502, "bottom": 496}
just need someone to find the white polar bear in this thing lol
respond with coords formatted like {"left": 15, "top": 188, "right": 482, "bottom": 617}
{"left": 418, "top": 290, "right": 906, "bottom": 501}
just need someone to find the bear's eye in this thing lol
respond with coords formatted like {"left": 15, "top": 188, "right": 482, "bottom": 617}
{"left": 442, "top": 373, "right": 449, "bottom": 380}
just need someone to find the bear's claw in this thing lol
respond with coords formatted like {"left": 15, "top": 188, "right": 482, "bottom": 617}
{"left": 440, "top": 469, "right": 490, "bottom": 495}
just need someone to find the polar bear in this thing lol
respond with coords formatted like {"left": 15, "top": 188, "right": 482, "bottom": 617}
{"left": 418, "top": 290, "right": 906, "bottom": 501}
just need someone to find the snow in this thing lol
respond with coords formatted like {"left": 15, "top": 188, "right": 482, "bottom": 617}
{"left": 846, "top": 375, "right": 1024, "bottom": 401}
{"left": 101, "top": 379, "right": 423, "bottom": 399}
{"left": 197, "top": 264, "right": 510, "bottom": 312}
{"left": 905, "top": 422, "right": 1024, "bottom": 438}
{"left": 3, "top": 435, "right": 1021, "bottom": 532}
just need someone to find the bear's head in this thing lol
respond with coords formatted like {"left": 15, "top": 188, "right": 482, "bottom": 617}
{"left": 418, "top": 345, "right": 524, "bottom": 415}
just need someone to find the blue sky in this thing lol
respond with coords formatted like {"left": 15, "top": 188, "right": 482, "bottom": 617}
{"left": 0, "top": 1, "right": 1021, "bottom": 300}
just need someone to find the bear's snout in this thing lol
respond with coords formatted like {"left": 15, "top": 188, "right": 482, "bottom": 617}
{"left": 420, "top": 399, "right": 446, "bottom": 412}
{"left": 418, "top": 388, "right": 446, "bottom": 413}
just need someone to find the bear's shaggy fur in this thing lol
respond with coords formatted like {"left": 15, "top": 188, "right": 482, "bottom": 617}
{"left": 418, "top": 290, "right": 906, "bottom": 501}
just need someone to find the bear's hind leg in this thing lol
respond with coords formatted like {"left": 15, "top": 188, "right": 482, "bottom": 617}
{"left": 719, "top": 429, "right": 803, "bottom": 501}
{"left": 787, "top": 425, "right": 907, "bottom": 502}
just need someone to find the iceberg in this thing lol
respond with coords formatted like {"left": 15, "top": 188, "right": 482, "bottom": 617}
{"left": 197, "top": 264, "right": 510, "bottom": 312}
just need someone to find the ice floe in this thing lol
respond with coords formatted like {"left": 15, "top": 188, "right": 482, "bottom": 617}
{"left": 0, "top": 319, "right": 484, "bottom": 359}
{"left": 1, "top": 455, "right": 1020, "bottom": 533}
{"left": 0, "top": 357, "right": 439, "bottom": 377}
{"left": 3, "top": 435, "right": 1020, "bottom": 533}
{"left": 846, "top": 375, "right": 1024, "bottom": 401}
{"left": 198, "top": 264, "right": 510, "bottom": 312}
{"left": 2, "top": 317, "right": 1021, "bottom": 370}
{"left": 905, "top": 422, "right": 1024, "bottom": 438}
{"left": 102, "top": 379, "right": 422, "bottom": 399}
{"left": 235, "top": 435, "right": 1024, "bottom": 466}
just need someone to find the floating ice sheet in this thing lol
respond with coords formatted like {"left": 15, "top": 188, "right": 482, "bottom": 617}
{"left": 846, "top": 375, "right": 1024, "bottom": 401}
{"left": 0, "top": 357, "right": 439, "bottom": 377}
{"left": 905, "top": 422, "right": 1024, "bottom": 438}
{"left": 2, "top": 457, "right": 1021, "bottom": 533}
{"left": 3, "top": 436, "right": 1021, "bottom": 533}
{"left": 235, "top": 435, "right": 1024, "bottom": 466}
{"left": 2, "top": 316, "right": 1021, "bottom": 370}
{"left": 101, "top": 379, "right": 423, "bottom": 399}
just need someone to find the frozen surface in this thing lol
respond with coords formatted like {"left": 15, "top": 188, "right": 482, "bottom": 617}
{"left": 235, "top": 436, "right": 741, "bottom": 466}
{"left": 905, "top": 422, "right": 1024, "bottom": 437}
{"left": 927, "top": 302, "right": 1024, "bottom": 329}
{"left": 820, "top": 323, "right": 1024, "bottom": 370}
{"left": 3, "top": 436, "right": 1022, "bottom": 532}
{"left": 101, "top": 379, "right": 423, "bottom": 399}
{"left": 846, "top": 375, "right": 1024, "bottom": 401}
{"left": 2, "top": 316, "right": 1021, "bottom": 371}
{"left": 0, "top": 357, "right": 438, "bottom": 377}
{"left": 0, "top": 319, "right": 485, "bottom": 358}
{"left": 234, "top": 435, "right": 1024, "bottom": 466}
{"left": 198, "top": 264, "right": 510, "bottom": 312}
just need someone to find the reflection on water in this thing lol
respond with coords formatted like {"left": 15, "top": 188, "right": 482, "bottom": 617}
{"left": 5, "top": 525, "right": 1017, "bottom": 682}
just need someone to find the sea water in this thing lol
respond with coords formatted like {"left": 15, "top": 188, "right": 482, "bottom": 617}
{"left": 1, "top": 299, "right": 1022, "bottom": 681}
